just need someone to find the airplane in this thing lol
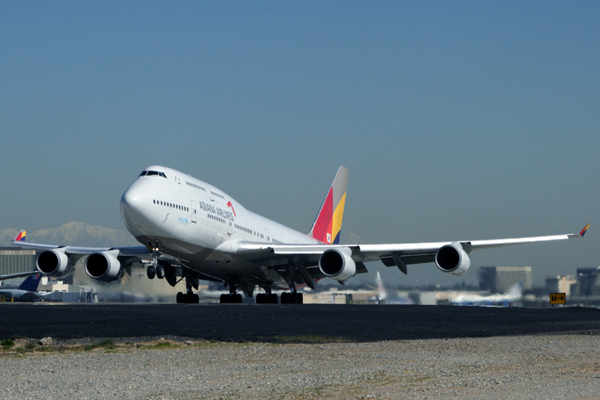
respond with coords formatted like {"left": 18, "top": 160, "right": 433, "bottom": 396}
{"left": 450, "top": 283, "right": 523, "bottom": 306}
{"left": 375, "top": 272, "right": 387, "bottom": 304}
{"left": 0, "top": 273, "right": 51, "bottom": 302}
{"left": 12, "top": 166, "right": 589, "bottom": 304}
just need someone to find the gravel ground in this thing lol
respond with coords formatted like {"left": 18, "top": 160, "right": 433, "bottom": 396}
{"left": 2, "top": 334, "right": 600, "bottom": 400}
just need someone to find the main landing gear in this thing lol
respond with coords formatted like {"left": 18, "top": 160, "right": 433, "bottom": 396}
{"left": 255, "top": 287, "right": 278, "bottom": 304}
{"left": 219, "top": 280, "right": 243, "bottom": 303}
{"left": 176, "top": 291, "right": 199, "bottom": 304}
{"left": 176, "top": 268, "right": 199, "bottom": 304}
{"left": 280, "top": 291, "right": 303, "bottom": 304}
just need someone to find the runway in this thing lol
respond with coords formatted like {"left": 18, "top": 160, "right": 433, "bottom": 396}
{"left": 2, "top": 304, "right": 600, "bottom": 342}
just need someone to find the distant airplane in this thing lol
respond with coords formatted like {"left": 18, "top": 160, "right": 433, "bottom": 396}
{"left": 0, "top": 273, "right": 51, "bottom": 302}
{"left": 450, "top": 283, "right": 523, "bottom": 306}
{"left": 375, "top": 272, "right": 387, "bottom": 304}
{"left": 13, "top": 166, "right": 589, "bottom": 304}
{"left": 372, "top": 271, "right": 414, "bottom": 305}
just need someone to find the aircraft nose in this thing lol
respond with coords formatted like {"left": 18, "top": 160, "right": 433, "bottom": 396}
{"left": 120, "top": 189, "right": 144, "bottom": 215}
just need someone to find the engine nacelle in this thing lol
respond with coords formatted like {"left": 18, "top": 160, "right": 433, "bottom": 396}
{"left": 318, "top": 247, "right": 357, "bottom": 282}
{"left": 36, "top": 249, "right": 73, "bottom": 278}
{"left": 435, "top": 243, "right": 471, "bottom": 276}
{"left": 84, "top": 252, "right": 123, "bottom": 282}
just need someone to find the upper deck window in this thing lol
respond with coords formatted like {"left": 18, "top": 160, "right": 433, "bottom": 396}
{"left": 139, "top": 170, "right": 167, "bottom": 178}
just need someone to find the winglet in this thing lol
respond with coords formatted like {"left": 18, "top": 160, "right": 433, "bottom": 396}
{"left": 14, "top": 230, "right": 26, "bottom": 242}
{"left": 579, "top": 223, "right": 590, "bottom": 237}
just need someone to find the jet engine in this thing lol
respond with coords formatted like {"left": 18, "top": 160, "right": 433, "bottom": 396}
{"left": 318, "top": 248, "right": 356, "bottom": 282}
{"left": 36, "top": 249, "right": 73, "bottom": 278}
{"left": 435, "top": 243, "right": 471, "bottom": 276}
{"left": 84, "top": 252, "right": 123, "bottom": 282}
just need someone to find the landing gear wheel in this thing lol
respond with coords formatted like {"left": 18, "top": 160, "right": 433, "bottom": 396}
{"left": 220, "top": 294, "right": 229, "bottom": 304}
{"left": 234, "top": 293, "right": 243, "bottom": 303}
{"left": 281, "top": 292, "right": 302, "bottom": 304}
{"left": 268, "top": 294, "right": 278, "bottom": 304}
{"left": 193, "top": 294, "right": 199, "bottom": 303}
{"left": 147, "top": 266, "right": 156, "bottom": 280}
{"left": 176, "top": 292, "right": 183, "bottom": 303}
{"left": 156, "top": 264, "right": 165, "bottom": 279}
{"left": 256, "top": 293, "right": 266, "bottom": 304}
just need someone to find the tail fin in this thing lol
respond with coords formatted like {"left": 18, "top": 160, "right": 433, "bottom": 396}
{"left": 579, "top": 223, "right": 590, "bottom": 237}
{"left": 507, "top": 282, "right": 523, "bottom": 298}
{"left": 18, "top": 274, "right": 41, "bottom": 292}
{"left": 14, "top": 230, "right": 26, "bottom": 242}
{"left": 309, "top": 166, "right": 349, "bottom": 244}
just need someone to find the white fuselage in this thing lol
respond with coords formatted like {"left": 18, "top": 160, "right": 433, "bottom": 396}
{"left": 119, "top": 166, "right": 318, "bottom": 286}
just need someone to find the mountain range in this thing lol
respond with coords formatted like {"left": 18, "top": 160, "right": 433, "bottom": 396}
{"left": 1, "top": 222, "right": 139, "bottom": 248}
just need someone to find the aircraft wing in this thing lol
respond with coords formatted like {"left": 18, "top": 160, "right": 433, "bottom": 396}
{"left": 11, "top": 240, "right": 151, "bottom": 277}
{"left": 12, "top": 241, "right": 149, "bottom": 257}
{"left": 0, "top": 271, "right": 38, "bottom": 281}
{"left": 237, "top": 224, "right": 588, "bottom": 278}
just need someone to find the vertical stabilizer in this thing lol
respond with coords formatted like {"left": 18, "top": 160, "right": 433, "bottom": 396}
{"left": 18, "top": 274, "right": 41, "bottom": 292}
{"left": 14, "top": 230, "right": 26, "bottom": 242}
{"left": 309, "top": 166, "right": 349, "bottom": 244}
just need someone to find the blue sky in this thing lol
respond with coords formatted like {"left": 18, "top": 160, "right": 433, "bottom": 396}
{"left": 1, "top": 1, "right": 598, "bottom": 286}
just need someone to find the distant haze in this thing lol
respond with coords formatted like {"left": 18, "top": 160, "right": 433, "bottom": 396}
{"left": 1, "top": 2, "right": 597, "bottom": 287}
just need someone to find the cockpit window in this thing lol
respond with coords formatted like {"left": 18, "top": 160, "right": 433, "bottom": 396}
{"left": 140, "top": 170, "right": 167, "bottom": 178}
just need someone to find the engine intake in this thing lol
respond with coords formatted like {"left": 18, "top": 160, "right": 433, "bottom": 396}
{"left": 36, "top": 250, "right": 73, "bottom": 278}
{"left": 318, "top": 248, "right": 356, "bottom": 282}
{"left": 435, "top": 243, "right": 471, "bottom": 276}
{"left": 84, "top": 252, "right": 123, "bottom": 282}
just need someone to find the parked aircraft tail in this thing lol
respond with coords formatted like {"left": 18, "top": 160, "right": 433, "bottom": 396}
{"left": 507, "top": 282, "right": 523, "bottom": 298}
{"left": 14, "top": 230, "right": 26, "bottom": 242}
{"left": 309, "top": 166, "right": 349, "bottom": 244}
{"left": 18, "top": 274, "right": 42, "bottom": 292}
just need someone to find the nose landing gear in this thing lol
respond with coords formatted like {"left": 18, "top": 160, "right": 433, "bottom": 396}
{"left": 146, "top": 243, "right": 199, "bottom": 304}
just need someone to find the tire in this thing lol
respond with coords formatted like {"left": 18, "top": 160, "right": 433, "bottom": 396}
{"left": 234, "top": 293, "right": 243, "bottom": 303}
{"left": 281, "top": 292, "right": 290, "bottom": 304}
{"left": 176, "top": 292, "right": 183, "bottom": 303}
{"left": 220, "top": 294, "right": 229, "bottom": 304}
{"left": 193, "top": 294, "right": 199, "bottom": 303}
{"left": 269, "top": 294, "right": 278, "bottom": 304}
{"left": 295, "top": 293, "right": 303, "bottom": 304}
{"left": 256, "top": 294, "right": 265, "bottom": 304}
{"left": 156, "top": 264, "right": 165, "bottom": 279}
{"left": 147, "top": 267, "right": 156, "bottom": 280}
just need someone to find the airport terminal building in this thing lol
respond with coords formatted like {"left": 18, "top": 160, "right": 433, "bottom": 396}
{"left": 479, "top": 266, "right": 533, "bottom": 293}
{"left": 0, "top": 247, "right": 35, "bottom": 276}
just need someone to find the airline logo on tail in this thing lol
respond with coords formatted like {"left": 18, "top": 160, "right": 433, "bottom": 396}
{"left": 580, "top": 223, "right": 590, "bottom": 237}
{"left": 309, "top": 166, "right": 349, "bottom": 244}
{"left": 18, "top": 273, "right": 41, "bottom": 292}
{"left": 14, "top": 230, "right": 26, "bottom": 242}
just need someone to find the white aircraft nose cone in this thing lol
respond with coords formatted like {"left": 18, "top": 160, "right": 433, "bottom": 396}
{"left": 121, "top": 189, "right": 144, "bottom": 214}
